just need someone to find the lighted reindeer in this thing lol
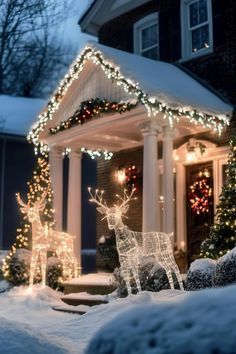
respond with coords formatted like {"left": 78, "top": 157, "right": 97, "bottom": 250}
{"left": 16, "top": 191, "right": 78, "bottom": 287}
{"left": 89, "top": 188, "right": 184, "bottom": 294}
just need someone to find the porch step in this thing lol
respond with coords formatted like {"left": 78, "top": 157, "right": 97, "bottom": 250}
{"left": 61, "top": 273, "right": 116, "bottom": 309}
{"left": 61, "top": 292, "right": 108, "bottom": 307}
{"left": 63, "top": 273, "right": 117, "bottom": 295}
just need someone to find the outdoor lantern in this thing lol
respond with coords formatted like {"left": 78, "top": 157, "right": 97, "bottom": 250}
{"left": 116, "top": 168, "right": 126, "bottom": 184}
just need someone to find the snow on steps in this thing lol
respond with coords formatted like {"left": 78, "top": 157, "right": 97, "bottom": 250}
{"left": 60, "top": 273, "right": 116, "bottom": 312}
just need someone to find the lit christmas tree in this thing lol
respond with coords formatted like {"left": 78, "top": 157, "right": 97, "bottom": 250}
{"left": 2, "top": 154, "right": 54, "bottom": 281}
{"left": 200, "top": 137, "right": 236, "bottom": 259}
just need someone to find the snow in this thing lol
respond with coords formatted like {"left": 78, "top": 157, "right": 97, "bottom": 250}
{"left": 64, "top": 272, "right": 115, "bottom": 286}
{"left": 0, "top": 95, "right": 45, "bottom": 136}
{"left": 0, "top": 284, "right": 236, "bottom": 353}
{"left": 188, "top": 258, "right": 216, "bottom": 274}
{"left": 85, "top": 41, "right": 233, "bottom": 117}
{"left": 62, "top": 292, "right": 108, "bottom": 301}
{"left": 218, "top": 247, "right": 236, "bottom": 263}
{"left": 86, "top": 285, "right": 236, "bottom": 354}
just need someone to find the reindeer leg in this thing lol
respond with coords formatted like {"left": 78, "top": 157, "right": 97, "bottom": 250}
{"left": 157, "top": 256, "right": 175, "bottom": 290}
{"left": 40, "top": 250, "right": 47, "bottom": 288}
{"left": 120, "top": 257, "right": 132, "bottom": 295}
{"left": 169, "top": 258, "right": 184, "bottom": 291}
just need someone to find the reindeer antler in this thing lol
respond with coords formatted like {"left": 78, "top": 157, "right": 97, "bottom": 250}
{"left": 35, "top": 189, "right": 48, "bottom": 211}
{"left": 114, "top": 188, "right": 137, "bottom": 208}
{"left": 16, "top": 193, "right": 30, "bottom": 214}
{"left": 88, "top": 187, "right": 108, "bottom": 209}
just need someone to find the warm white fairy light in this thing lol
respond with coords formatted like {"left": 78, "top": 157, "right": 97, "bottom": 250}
{"left": 16, "top": 191, "right": 78, "bottom": 287}
{"left": 89, "top": 188, "right": 184, "bottom": 294}
{"left": 28, "top": 45, "right": 230, "bottom": 156}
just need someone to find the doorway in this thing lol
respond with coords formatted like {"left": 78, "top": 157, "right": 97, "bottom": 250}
{"left": 185, "top": 161, "right": 214, "bottom": 263}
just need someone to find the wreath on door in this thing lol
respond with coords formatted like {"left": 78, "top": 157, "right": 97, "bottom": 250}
{"left": 188, "top": 170, "right": 213, "bottom": 215}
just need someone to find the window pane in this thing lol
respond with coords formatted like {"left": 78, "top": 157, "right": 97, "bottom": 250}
{"left": 141, "top": 24, "right": 157, "bottom": 50}
{"left": 191, "top": 25, "right": 209, "bottom": 52}
{"left": 190, "top": 0, "right": 208, "bottom": 27}
{"left": 142, "top": 46, "right": 158, "bottom": 60}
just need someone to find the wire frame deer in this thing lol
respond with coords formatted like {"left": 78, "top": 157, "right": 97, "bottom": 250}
{"left": 16, "top": 192, "right": 78, "bottom": 287}
{"left": 89, "top": 188, "right": 184, "bottom": 295}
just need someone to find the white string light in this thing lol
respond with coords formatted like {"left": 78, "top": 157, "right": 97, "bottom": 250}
{"left": 89, "top": 188, "right": 184, "bottom": 294}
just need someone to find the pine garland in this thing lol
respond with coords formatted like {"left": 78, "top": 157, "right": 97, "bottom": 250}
{"left": 49, "top": 98, "right": 138, "bottom": 135}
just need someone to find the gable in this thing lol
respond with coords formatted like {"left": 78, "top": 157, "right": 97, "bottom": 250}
{"left": 29, "top": 41, "right": 232, "bottom": 154}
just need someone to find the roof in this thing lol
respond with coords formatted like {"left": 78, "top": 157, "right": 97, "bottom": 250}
{"left": 88, "top": 42, "right": 232, "bottom": 117}
{"left": 0, "top": 95, "right": 45, "bottom": 136}
{"left": 79, "top": 0, "right": 151, "bottom": 36}
{"left": 29, "top": 41, "right": 233, "bottom": 152}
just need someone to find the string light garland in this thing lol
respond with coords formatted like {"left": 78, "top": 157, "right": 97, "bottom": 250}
{"left": 189, "top": 169, "right": 213, "bottom": 215}
{"left": 50, "top": 98, "right": 138, "bottom": 135}
{"left": 28, "top": 45, "right": 230, "bottom": 155}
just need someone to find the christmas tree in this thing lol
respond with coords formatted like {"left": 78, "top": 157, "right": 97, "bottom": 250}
{"left": 2, "top": 154, "right": 54, "bottom": 281}
{"left": 200, "top": 137, "right": 236, "bottom": 259}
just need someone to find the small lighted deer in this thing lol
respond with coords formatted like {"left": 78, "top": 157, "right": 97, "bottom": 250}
{"left": 16, "top": 192, "right": 78, "bottom": 287}
{"left": 89, "top": 188, "right": 184, "bottom": 294}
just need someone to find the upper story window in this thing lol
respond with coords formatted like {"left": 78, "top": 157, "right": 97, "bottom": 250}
{"left": 181, "top": 0, "right": 213, "bottom": 60}
{"left": 134, "top": 13, "right": 159, "bottom": 60}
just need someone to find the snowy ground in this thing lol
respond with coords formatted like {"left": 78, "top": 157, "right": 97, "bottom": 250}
{"left": 0, "top": 281, "right": 236, "bottom": 354}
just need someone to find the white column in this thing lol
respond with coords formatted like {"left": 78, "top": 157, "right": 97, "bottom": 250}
{"left": 49, "top": 146, "right": 63, "bottom": 231}
{"left": 163, "top": 126, "right": 175, "bottom": 235}
{"left": 141, "top": 121, "right": 162, "bottom": 232}
{"left": 67, "top": 149, "right": 82, "bottom": 266}
{"left": 176, "top": 162, "right": 186, "bottom": 251}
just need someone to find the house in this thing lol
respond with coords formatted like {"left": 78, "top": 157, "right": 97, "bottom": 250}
{"left": 29, "top": 0, "right": 235, "bottom": 272}
{"left": 0, "top": 95, "right": 45, "bottom": 250}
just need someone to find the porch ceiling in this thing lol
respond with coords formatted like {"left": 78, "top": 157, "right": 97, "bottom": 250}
{"left": 32, "top": 41, "right": 233, "bottom": 153}
{"left": 44, "top": 105, "right": 211, "bottom": 152}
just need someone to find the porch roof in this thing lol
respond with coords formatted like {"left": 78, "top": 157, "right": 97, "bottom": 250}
{"left": 29, "top": 41, "right": 233, "bottom": 153}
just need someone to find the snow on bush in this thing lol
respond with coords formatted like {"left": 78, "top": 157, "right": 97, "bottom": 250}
{"left": 0, "top": 316, "right": 70, "bottom": 354}
{"left": 185, "top": 258, "right": 216, "bottom": 291}
{"left": 113, "top": 259, "right": 181, "bottom": 297}
{"left": 214, "top": 247, "right": 236, "bottom": 287}
{"left": 7, "top": 249, "right": 63, "bottom": 288}
{"left": 85, "top": 284, "right": 236, "bottom": 354}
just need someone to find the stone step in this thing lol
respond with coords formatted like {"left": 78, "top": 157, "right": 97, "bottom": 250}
{"left": 63, "top": 273, "right": 116, "bottom": 295}
{"left": 61, "top": 294, "right": 108, "bottom": 307}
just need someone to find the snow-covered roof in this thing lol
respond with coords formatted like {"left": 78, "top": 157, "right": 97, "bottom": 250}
{"left": 29, "top": 41, "right": 233, "bottom": 152}
{"left": 0, "top": 95, "right": 45, "bottom": 136}
{"left": 88, "top": 42, "right": 232, "bottom": 117}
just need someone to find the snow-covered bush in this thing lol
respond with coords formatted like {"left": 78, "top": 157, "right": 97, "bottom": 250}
{"left": 113, "top": 259, "right": 181, "bottom": 297}
{"left": 85, "top": 285, "right": 236, "bottom": 354}
{"left": 8, "top": 249, "right": 32, "bottom": 286}
{"left": 185, "top": 258, "right": 216, "bottom": 291}
{"left": 214, "top": 247, "right": 236, "bottom": 287}
{"left": 7, "top": 249, "right": 63, "bottom": 288}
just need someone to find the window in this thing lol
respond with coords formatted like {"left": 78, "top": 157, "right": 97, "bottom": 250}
{"left": 181, "top": 0, "right": 213, "bottom": 60}
{"left": 134, "top": 13, "right": 159, "bottom": 60}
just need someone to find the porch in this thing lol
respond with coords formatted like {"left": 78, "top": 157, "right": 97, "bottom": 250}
{"left": 33, "top": 41, "right": 233, "bottom": 271}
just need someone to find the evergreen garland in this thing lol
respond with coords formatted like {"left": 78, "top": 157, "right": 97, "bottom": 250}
{"left": 49, "top": 98, "right": 138, "bottom": 135}
{"left": 200, "top": 137, "right": 236, "bottom": 258}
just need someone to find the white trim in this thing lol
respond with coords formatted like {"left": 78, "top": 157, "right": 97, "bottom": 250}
{"left": 133, "top": 13, "right": 159, "bottom": 60}
{"left": 181, "top": 0, "right": 213, "bottom": 61}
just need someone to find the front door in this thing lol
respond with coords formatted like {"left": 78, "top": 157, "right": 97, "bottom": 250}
{"left": 186, "top": 161, "right": 214, "bottom": 263}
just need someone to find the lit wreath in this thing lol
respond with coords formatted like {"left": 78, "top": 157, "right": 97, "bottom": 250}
{"left": 189, "top": 172, "right": 213, "bottom": 214}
